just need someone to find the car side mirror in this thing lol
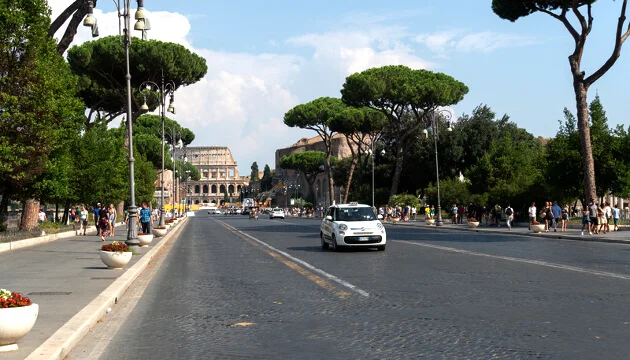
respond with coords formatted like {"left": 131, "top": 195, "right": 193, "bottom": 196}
{"left": 325, "top": 215, "right": 333, "bottom": 221}
{"left": 377, "top": 214, "right": 383, "bottom": 220}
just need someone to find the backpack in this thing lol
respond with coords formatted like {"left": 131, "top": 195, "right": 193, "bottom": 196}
{"left": 506, "top": 208, "right": 512, "bottom": 216}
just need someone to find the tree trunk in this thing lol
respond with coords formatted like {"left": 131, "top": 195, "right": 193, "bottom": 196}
{"left": 389, "top": 142, "right": 405, "bottom": 198}
{"left": 0, "top": 194, "right": 8, "bottom": 232}
{"left": 326, "top": 153, "right": 335, "bottom": 205}
{"left": 573, "top": 81, "right": 597, "bottom": 202}
{"left": 116, "top": 202, "right": 125, "bottom": 222}
{"left": 62, "top": 199, "right": 70, "bottom": 224}
{"left": 343, "top": 158, "right": 358, "bottom": 204}
{"left": 20, "top": 199, "right": 40, "bottom": 231}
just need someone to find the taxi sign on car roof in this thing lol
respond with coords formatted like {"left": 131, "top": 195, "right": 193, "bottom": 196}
{"left": 349, "top": 202, "right": 358, "bottom": 206}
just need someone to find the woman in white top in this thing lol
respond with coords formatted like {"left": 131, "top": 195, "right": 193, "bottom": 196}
{"left": 528, "top": 202, "right": 536, "bottom": 230}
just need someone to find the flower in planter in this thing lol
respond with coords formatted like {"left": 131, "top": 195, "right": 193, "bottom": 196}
{"left": 138, "top": 232, "right": 152, "bottom": 235}
{"left": 101, "top": 241, "right": 132, "bottom": 252}
{"left": 154, "top": 226, "right": 167, "bottom": 229}
{"left": 0, "top": 289, "right": 32, "bottom": 308}
{"left": 468, "top": 218, "right": 478, "bottom": 222}
{"left": 532, "top": 221, "right": 541, "bottom": 225}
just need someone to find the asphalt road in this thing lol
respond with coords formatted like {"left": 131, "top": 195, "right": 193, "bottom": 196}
{"left": 87, "top": 213, "right": 630, "bottom": 359}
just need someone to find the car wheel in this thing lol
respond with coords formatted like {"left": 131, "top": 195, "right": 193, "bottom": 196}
{"left": 320, "top": 232, "right": 329, "bottom": 250}
{"left": 377, "top": 245, "right": 386, "bottom": 251}
{"left": 330, "top": 235, "right": 338, "bottom": 252}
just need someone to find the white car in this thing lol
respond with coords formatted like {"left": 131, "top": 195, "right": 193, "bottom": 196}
{"left": 320, "top": 202, "right": 386, "bottom": 251}
{"left": 208, "top": 209, "right": 221, "bottom": 215}
{"left": 269, "top": 208, "right": 285, "bottom": 219}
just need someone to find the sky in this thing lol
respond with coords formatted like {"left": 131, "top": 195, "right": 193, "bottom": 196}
{"left": 48, "top": 0, "right": 630, "bottom": 176}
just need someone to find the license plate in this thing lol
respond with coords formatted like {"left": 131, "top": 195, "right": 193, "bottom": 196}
{"left": 358, "top": 237, "right": 370, "bottom": 241}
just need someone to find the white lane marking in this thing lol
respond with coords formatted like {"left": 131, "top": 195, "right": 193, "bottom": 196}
{"left": 398, "top": 240, "right": 630, "bottom": 281}
{"left": 217, "top": 219, "right": 370, "bottom": 297}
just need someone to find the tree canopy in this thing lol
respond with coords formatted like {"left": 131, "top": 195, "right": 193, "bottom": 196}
{"left": 284, "top": 97, "right": 348, "bottom": 204}
{"left": 279, "top": 151, "right": 332, "bottom": 202}
{"left": 492, "top": 0, "right": 630, "bottom": 202}
{"left": 67, "top": 36, "right": 207, "bottom": 127}
{"left": 250, "top": 162, "right": 260, "bottom": 181}
{"left": 341, "top": 65, "right": 468, "bottom": 197}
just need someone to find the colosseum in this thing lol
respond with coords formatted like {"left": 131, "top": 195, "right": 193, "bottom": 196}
{"left": 186, "top": 146, "right": 249, "bottom": 205}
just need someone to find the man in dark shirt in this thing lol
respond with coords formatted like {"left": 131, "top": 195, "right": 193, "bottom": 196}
{"left": 93, "top": 203, "right": 101, "bottom": 235}
{"left": 588, "top": 200, "right": 599, "bottom": 234}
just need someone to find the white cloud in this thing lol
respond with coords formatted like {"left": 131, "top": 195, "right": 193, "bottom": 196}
{"left": 46, "top": 2, "right": 434, "bottom": 173}
{"left": 416, "top": 29, "right": 537, "bottom": 57}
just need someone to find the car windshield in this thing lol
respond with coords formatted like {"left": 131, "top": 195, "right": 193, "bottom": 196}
{"left": 336, "top": 207, "right": 376, "bottom": 221}
{"left": 273, "top": 209, "right": 282, "bottom": 212}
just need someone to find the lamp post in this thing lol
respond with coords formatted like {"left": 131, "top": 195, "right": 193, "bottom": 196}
{"left": 422, "top": 109, "right": 453, "bottom": 227}
{"left": 83, "top": 0, "right": 150, "bottom": 245}
{"left": 139, "top": 73, "right": 176, "bottom": 227}
{"left": 168, "top": 127, "right": 182, "bottom": 218}
{"left": 367, "top": 143, "right": 386, "bottom": 209}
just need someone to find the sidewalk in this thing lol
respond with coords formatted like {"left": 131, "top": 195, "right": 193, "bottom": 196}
{"left": 387, "top": 219, "right": 630, "bottom": 244}
{"left": 0, "top": 219, "right": 187, "bottom": 360}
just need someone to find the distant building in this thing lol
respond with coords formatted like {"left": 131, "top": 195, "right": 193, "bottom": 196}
{"left": 274, "top": 134, "right": 358, "bottom": 207}
{"left": 186, "top": 146, "right": 249, "bottom": 206}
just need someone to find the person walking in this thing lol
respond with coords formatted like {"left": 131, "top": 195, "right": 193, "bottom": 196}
{"left": 588, "top": 199, "right": 599, "bottom": 235}
{"left": 451, "top": 203, "right": 458, "bottom": 224}
{"left": 504, "top": 204, "right": 514, "bottom": 231}
{"left": 561, "top": 205, "right": 569, "bottom": 232}
{"left": 551, "top": 201, "right": 562, "bottom": 232}
{"left": 597, "top": 203, "right": 608, "bottom": 234}
{"left": 528, "top": 202, "right": 536, "bottom": 230}
{"left": 430, "top": 205, "right": 435, "bottom": 219}
{"left": 108, "top": 204, "right": 117, "bottom": 237}
{"left": 75, "top": 205, "right": 88, "bottom": 236}
{"left": 93, "top": 203, "right": 101, "bottom": 235}
{"left": 411, "top": 206, "right": 416, "bottom": 220}
{"left": 544, "top": 202, "right": 554, "bottom": 233}
{"left": 457, "top": 205, "right": 464, "bottom": 224}
{"left": 139, "top": 202, "right": 153, "bottom": 234}
{"left": 612, "top": 204, "right": 621, "bottom": 231}
{"left": 581, "top": 208, "right": 591, "bottom": 236}
{"left": 38, "top": 208, "right": 47, "bottom": 224}
{"left": 603, "top": 202, "right": 612, "bottom": 234}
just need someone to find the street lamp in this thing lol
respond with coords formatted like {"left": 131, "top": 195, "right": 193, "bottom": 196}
{"left": 423, "top": 109, "right": 453, "bottom": 227}
{"left": 139, "top": 73, "right": 176, "bottom": 227}
{"left": 167, "top": 127, "right": 182, "bottom": 218}
{"left": 367, "top": 142, "right": 386, "bottom": 209}
{"left": 84, "top": 0, "right": 150, "bottom": 245}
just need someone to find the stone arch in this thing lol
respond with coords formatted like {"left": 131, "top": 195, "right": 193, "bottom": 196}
{"left": 194, "top": 185, "right": 200, "bottom": 194}
{"left": 211, "top": 185, "right": 217, "bottom": 193}
{"left": 203, "top": 200, "right": 208, "bottom": 203}
{"left": 194, "top": 200, "right": 200, "bottom": 204}
{"left": 203, "top": 184, "right": 209, "bottom": 194}
{"left": 220, "top": 184, "right": 226, "bottom": 193}
{"left": 237, "top": 185, "right": 241, "bottom": 193}
{"left": 228, "top": 184, "right": 235, "bottom": 194}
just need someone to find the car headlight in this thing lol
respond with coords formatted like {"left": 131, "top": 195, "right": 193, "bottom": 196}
{"left": 339, "top": 224, "right": 348, "bottom": 231}
{"left": 376, "top": 222, "right": 383, "bottom": 229}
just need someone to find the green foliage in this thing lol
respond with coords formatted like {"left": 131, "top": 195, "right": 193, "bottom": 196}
{"left": 280, "top": 151, "right": 333, "bottom": 202}
{"left": 303, "top": 202, "right": 313, "bottom": 209}
{"left": 388, "top": 194, "right": 419, "bottom": 208}
{"left": 341, "top": 65, "right": 469, "bottom": 196}
{"left": 250, "top": 162, "right": 260, "bottom": 181}
{"left": 492, "top": 0, "right": 596, "bottom": 22}
{"left": 67, "top": 36, "right": 207, "bottom": 124}
{"left": 284, "top": 97, "right": 348, "bottom": 132}
{"left": 425, "top": 179, "right": 475, "bottom": 207}
{"left": 0, "top": 0, "right": 85, "bottom": 201}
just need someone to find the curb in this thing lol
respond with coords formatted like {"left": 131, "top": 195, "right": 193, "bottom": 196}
{"left": 388, "top": 221, "right": 630, "bottom": 245}
{"left": 24, "top": 217, "right": 190, "bottom": 360}
{"left": 0, "top": 227, "right": 98, "bottom": 254}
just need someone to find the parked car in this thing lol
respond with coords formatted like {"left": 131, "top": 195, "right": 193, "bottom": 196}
{"left": 269, "top": 208, "right": 285, "bottom": 219}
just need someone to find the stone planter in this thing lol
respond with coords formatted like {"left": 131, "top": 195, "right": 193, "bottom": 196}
{"left": 468, "top": 221, "right": 480, "bottom": 228}
{"left": 99, "top": 250, "right": 132, "bottom": 269}
{"left": 137, "top": 233, "right": 154, "bottom": 247}
{"left": 531, "top": 224, "right": 545, "bottom": 233}
{"left": 425, "top": 219, "right": 435, "bottom": 226}
{"left": 391, "top": 217, "right": 400, "bottom": 224}
{"left": 152, "top": 227, "right": 167, "bottom": 237}
{"left": 0, "top": 304, "right": 39, "bottom": 352}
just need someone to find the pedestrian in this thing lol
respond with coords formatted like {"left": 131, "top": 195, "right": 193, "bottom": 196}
{"left": 581, "top": 208, "right": 590, "bottom": 236}
{"left": 551, "top": 201, "right": 562, "bottom": 232}
{"left": 613, "top": 204, "right": 621, "bottom": 231}
{"left": 604, "top": 202, "right": 612, "bottom": 234}
{"left": 504, "top": 204, "right": 514, "bottom": 230}
{"left": 544, "top": 202, "right": 553, "bottom": 232}
{"left": 598, "top": 203, "right": 607, "bottom": 234}
{"left": 38, "top": 208, "right": 47, "bottom": 224}
{"left": 98, "top": 204, "right": 109, "bottom": 240}
{"left": 588, "top": 199, "right": 599, "bottom": 235}
{"left": 451, "top": 203, "right": 459, "bottom": 224}
{"left": 411, "top": 206, "right": 416, "bottom": 220}
{"left": 528, "top": 202, "right": 536, "bottom": 230}
{"left": 430, "top": 205, "right": 435, "bottom": 219}
{"left": 108, "top": 204, "right": 117, "bottom": 237}
{"left": 457, "top": 205, "right": 464, "bottom": 224}
{"left": 77, "top": 205, "right": 88, "bottom": 236}
{"left": 139, "top": 202, "right": 153, "bottom": 234}
{"left": 93, "top": 203, "right": 101, "bottom": 235}
{"left": 561, "top": 205, "right": 569, "bottom": 232}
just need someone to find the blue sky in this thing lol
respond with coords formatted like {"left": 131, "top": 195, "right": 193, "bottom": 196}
{"left": 50, "top": 0, "right": 630, "bottom": 175}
